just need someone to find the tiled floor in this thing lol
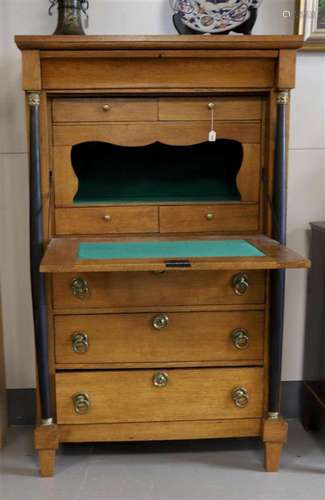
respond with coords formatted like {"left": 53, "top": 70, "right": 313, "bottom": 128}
{"left": 0, "top": 420, "right": 324, "bottom": 500}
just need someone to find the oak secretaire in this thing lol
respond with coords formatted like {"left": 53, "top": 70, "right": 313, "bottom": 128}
{"left": 15, "top": 35, "right": 309, "bottom": 477}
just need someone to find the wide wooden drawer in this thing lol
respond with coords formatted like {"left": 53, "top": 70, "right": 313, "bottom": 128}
{"left": 53, "top": 98, "right": 158, "bottom": 123}
{"left": 54, "top": 311, "right": 264, "bottom": 364}
{"left": 56, "top": 367, "right": 264, "bottom": 424}
{"left": 52, "top": 271, "right": 266, "bottom": 309}
{"left": 55, "top": 206, "right": 159, "bottom": 235}
{"left": 159, "top": 97, "right": 262, "bottom": 121}
{"left": 160, "top": 204, "right": 259, "bottom": 233}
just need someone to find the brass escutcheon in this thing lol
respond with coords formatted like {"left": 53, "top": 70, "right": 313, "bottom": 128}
{"left": 232, "top": 272, "right": 249, "bottom": 296}
{"left": 72, "top": 393, "right": 90, "bottom": 414}
{"left": 152, "top": 314, "right": 169, "bottom": 330}
{"left": 231, "top": 328, "right": 249, "bottom": 350}
{"left": 71, "top": 332, "right": 89, "bottom": 353}
{"left": 152, "top": 372, "right": 169, "bottom": 388}
{"left": 231, "top": 387, "right": 249, "bottom": 408}
{"left": 71, "top": 277, "right": 89, "bottom": 299}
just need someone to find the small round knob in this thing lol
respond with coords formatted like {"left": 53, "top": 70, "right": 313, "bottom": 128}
{"left": 103, "top": 214, "right": 112, "bottom": 221}
{"left": 152, "top": 372, "right": 169, "bottom": 388}
{"left": 231, "top": 387, "right": 249, "bottom": 408}
{"left": 72, "top": 332, "right": 89, "bottom": 353}
{"left": 231, "top": 329, "right": 249, "bottom": 350}
{"left": 71, "top": 277, "right": 89, "bottom": 299}
{"left": 232, "top": 273, "right": 249, "bottom": 296}
{"left": 208, "top": 102, "right": 215, "bottom": 110}
{"left": 72, "top": 393, "right": 90, "bottom": 414}
{"left": 206, "top": 213, "right": 214, "bottom": 221}
{"left": 152, "top": 314, "right": 169, "bottom": 330}
{"left": 102, "top": 104, "right": 111, "bottom": 111}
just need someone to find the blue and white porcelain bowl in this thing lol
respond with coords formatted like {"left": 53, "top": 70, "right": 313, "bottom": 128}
{"left": 170, "top": 0, "right": 262, "bottom": 34}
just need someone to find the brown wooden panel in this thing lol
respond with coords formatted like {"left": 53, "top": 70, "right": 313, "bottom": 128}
{"left": 42, "top": 58, "right": 275, "bottom": 90}
{"left": 22, "top": 50, "right": 41, "bottom": 90}
{"left": 159, "top": 97, "right": 262, "bottom": 121}
{"left": 58, "top": 418, "right": 262, "bottom": 442}
{"left": 53, "top": 122, "right": 261, "bottom": 147}
{"left": 53, "top": 147, "right": 78, "bottom": 206}
{"left": 52, "top": 270, "right": 266, "bottom": 309}
{"left": 55, "top": 206, "right": 159, "bottom": 235}
{"left": 54, "top": 311, "right": 264, "bottom": 364}
{"left": 53, "top": 98, "right": 158, "bottom": 123}
{"left": 56, "top": 367, "right": 264, "bottom": 423}
{"left": 160, "top": 204, "right": 259, "bottom": 233}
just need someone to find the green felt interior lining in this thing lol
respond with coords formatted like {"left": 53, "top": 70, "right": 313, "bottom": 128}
{"left": 71, "top": 140, "right": 242, "bottom": 205}
{"left": 78, "top": 240, "right": 265, "bottom": 261}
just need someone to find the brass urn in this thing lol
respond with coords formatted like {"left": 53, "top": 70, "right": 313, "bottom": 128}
{"left": 49, "top": 0, "right": 89, "bottom": 35}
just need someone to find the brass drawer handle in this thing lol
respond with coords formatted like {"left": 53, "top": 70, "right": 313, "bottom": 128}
{"left": 232, "top": 387, "right": 249, "bottom": 408}
{"left": 152, "top": 314, "right": 169, "bottom": 330}
{"left": 206, "top": 213, "right": 214, "bottom": 221}
{"left": 72, "top": 332, "right": 89, "bottom": 353}
{"left": 208, "top": 102, "right": 215, "bottom": 110}
{"left": 102, "top": 104, "right": 111, "bottom": 111}
{"left": 232, "top": 272, "right": 249, "bottom": 296}
{"left": 152, "top": 372, "right": 169, "bottom": 388}
{"left": 71, "top": 277, "right": 89, "bottom": 299}
{"left": 231, "top": 329, "right": 249, "bottom": 350}
{"left": 72, "top": 393, "right": 90, "bottom": 414}
{"left": 103, "top": 214, "right": 112, "bottom": 221}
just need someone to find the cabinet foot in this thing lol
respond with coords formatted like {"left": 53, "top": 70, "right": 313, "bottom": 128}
{"left": 34, "top": 424, "right": 59, "bottom": 477}
{"left": 262, "top": 418, "right": 288, "bottom": 472}
{"left": 38, "top": 449, "right": 56, "bottom": 477}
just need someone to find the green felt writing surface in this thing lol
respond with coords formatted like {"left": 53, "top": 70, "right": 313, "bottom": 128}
{"left": 78, "top": 240, "right": 265, "bottom": 260}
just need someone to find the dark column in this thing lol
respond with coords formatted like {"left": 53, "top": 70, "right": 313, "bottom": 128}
{"left": 269, "top": 90, "right": 289, "bottom": 418}
{"left": 28, "top": 92, "right": 52, "bottom": 425}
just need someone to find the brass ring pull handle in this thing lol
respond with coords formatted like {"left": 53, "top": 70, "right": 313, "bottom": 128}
{"left": 102, "top": 104, "right": 111, "bottom": 111}
{"left": 72, "top": 332, "right": 89, "bottom": 353}
{"left": 232, "top": 273, "right": 249, "bottom": 296}
{"left": 152, "top": 314, "right": 169, "bottom": 330}
{"left": 231, "top": 387, "right": 249, "bottom": 408}
{"left": 71, "top": 277, "right": 89, "bottom": 299}
{"left": 72, "top": 393, "right": 90, "bottom": 414}
{"left": 231, "top": 329, "right": 249, "bottom": 350}
{"left": 152, "top": 372, "right": 169, "bottom": 388}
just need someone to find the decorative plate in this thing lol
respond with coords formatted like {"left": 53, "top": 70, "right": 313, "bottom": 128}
{"left": 170, "top": 0, "right": 262, "bottom": 34}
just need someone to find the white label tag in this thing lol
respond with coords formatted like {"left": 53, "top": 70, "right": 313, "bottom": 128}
{"left": 209, "top": 130, "right": 217, "bottom": 142}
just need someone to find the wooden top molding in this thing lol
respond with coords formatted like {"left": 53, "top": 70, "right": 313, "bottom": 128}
{"left": 15, "top": 35, "right": 304, "bottom": 52}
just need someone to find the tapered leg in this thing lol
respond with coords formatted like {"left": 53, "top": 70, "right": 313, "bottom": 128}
{"left": 38, "top": 449, "right": 56, "bottom": 478}
{"left": 35, "top": 424, "right": 58, "bottom": 477}
{"left": 263, "top": 418, "right": 288, "bottom": 472}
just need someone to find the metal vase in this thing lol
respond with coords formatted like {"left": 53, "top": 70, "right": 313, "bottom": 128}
{"left": 50, "top": 0, "right": 88, "bottom": 35}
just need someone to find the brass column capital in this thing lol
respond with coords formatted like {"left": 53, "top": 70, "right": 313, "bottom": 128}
{"left": 28, "top": 92, "right": 41, "bottom": 107}
{"left": 277, "top": 90, "right": 289, "bottom": 105}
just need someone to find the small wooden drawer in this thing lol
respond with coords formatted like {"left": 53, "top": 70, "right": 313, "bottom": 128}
{"left": 54, "top": 311, "right": 264, "bottom": 365}
{"left": 53, "top": 98, "right": 158, "bottom": 123}
{"left": 52, "top": 271, "right": 266, "bottom": 309}
{"left": 56, "top": 367, "right": 264, "bottom": 424}
{"left": 158, "top": 97, "right": 262, "bottom": 122}
{"left": 160, "top": 204, "right": 259, "bottom": 233}
{"left": 55, "top": 206, "right": 159, "bottom": 235}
